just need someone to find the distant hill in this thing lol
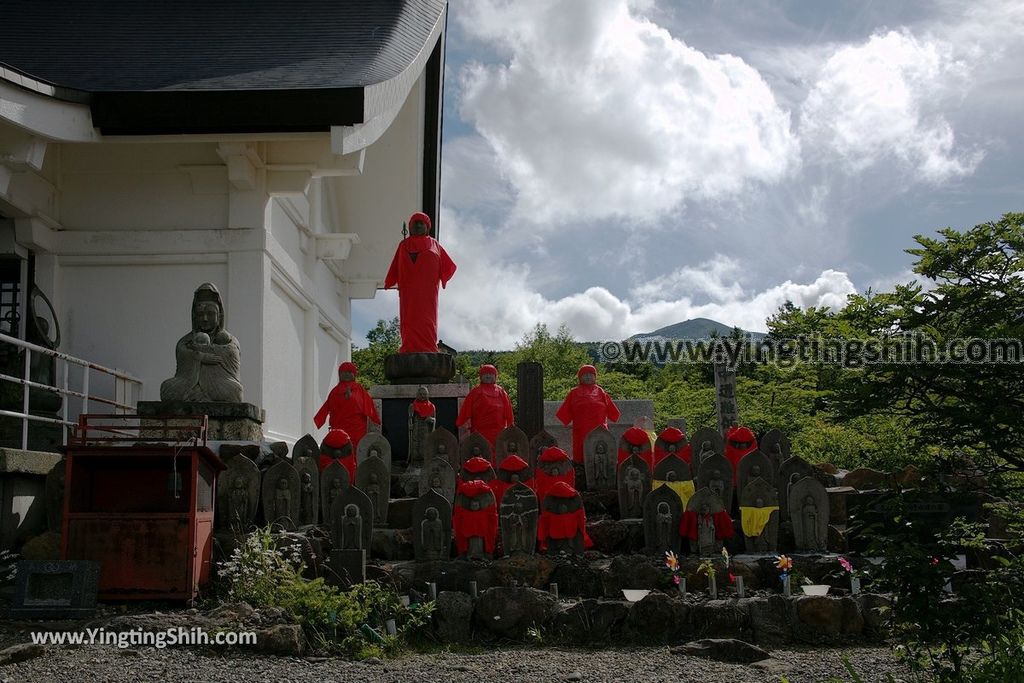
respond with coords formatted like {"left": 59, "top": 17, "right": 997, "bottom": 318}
{"left": 629, "top": 318, "right": 766, "bottom": 342}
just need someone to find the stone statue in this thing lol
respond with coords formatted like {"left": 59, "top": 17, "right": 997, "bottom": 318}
{"left": 160, "top": 282, "right": 243, "bottom": 402}
{"left": 789, "top": 475, "right": 828, "bottom": 552}
{"left": 499, "top": 483, "right": 538, "bottom": 557}
{"left": 420, "top": 507, "right": 445, "bottom": 560}
{"left": 643, "top": 483, "right": 683, "bottom": 555}
{"left": 584, "top": 425, "right": 617, "bottom": 492}
{"left": 801, "top": 495, "right": 819, "bottom": 547}
{"left": 456, "top": 364, "right": 515, "bottom": 449}
{"left": 408, "top": 385, "right": 436, "bottom": 465}
{"left": 594, "top": 443, "right": 610, "bottom": 488}
{"left": 341, "top": 504, "right": 362, "bottom": 549}
{"left": 299, "top": 472, "right": 315, "bottom": 526}
{"left": 366, "top": 473, "right": 383, "bottom": 523}
{"left": 656, "top": 502, "right": 672, "bottom": 548}
{"left": 626, "top": 467, "right": 643, "bottom": 512}
{"left": 697, "top": 501, "right": 717, "bottom": 555}
{"left": 274, "top": 477, "right": 291, "bottom": 522}
{"left": 384, "top": 211, "right": 457, "bottom": 353}
{"left": 555, "top": 365, "right": 621, "bottom": 463}
{"left": 229, "top": 476, "right": 248, "bottom": 528}
{"left": 740, "top": 476, "right": 779, "bottom": 553}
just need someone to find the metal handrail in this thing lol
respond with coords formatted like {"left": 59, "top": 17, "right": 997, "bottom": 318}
{"left": 0, "top": 331, "right": 143, "bottom": 450}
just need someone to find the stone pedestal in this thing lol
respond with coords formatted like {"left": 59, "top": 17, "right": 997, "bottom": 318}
{"left": 384, "top": 352, "right": 455, "bottom": 385}
{"left": 328, "top": 548, "right": 366, "bottom": 586}
{"left": 370, "top": 383, "right": 469, "bottom": 463}
{"left": 0, "top": 448, "right": 63, "bottom": 550}
{"left": 138, "top": 401, "right": 264, "bottom": 441}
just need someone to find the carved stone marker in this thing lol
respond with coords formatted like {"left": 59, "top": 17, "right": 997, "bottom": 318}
{"left": 355, "top": 455, "right": 390, "bottom": 526}
{"left": 262, "top": 460, "right": 300, "bottom": 530}
{"left": 713, "top": 362, "right": 739, "bottom": 436}
{"left": 320, "top": 460, "right": 350, "bottom": 523}
{"left": 740, "top": 477, "right": 779, "bottom": 553}
{"left": 653, "top": 453, "right": 695, "bottom": 509}
{"left": 540, "top": 484, "right": 587, "bottom": 555}
{"left": 528, "top": 429, "right": 558, "bottom": 470}
{"left": 330, "top": 486, "right": 373, "bottom": 551}
{"left": 453, "top": 482, "right": 497, "bottom": 560}
{"left": 737, "top": 449, "right": 774, "bottom": 499}
{"left": 418, "top": 457, "right": 457, "bottom": 503}
{"left": 407, "top": 385, "right": 436, "bottom": 466}
{"left": 459, "top": 431, "right": 493, "bottom": 467}
{"left": 357, "top": 433, "right": 392, "bottom": 473}
{"left": 790, "top": 476, "right": 828, "bottom": 551}
{"left": 778, "top": 455, "right": 815, "bottom": 523}
{"left": 516, "top": 361, "right": 544, "bottom": 438}
{"left": 294, "top": 456, "right": 320, "bottom": 527}
{"left": 217, "top": 453, "right": 259, "bottom": 532}
{"left": 412, "top": 489, "right": 452, "bottom": 561}
{"left": 617, "top": 454, "right": 652, "bottom": 519}
{"left": 759, "top": 428, "right": 791, "bottom": 478}
{"left": 690, "top": 427, "right": 724, "bottom": 464}
{"left": 496, "top": 425, "right": 530, "bottom": 466}
{"left": 643, "top": 484, "right": 683, "bottom": 555}
{"left": 584, "top": 425, "right": 618, "bottom": 492}
{"left": 425, "top": 426, "right": 459, "bottom": 470}
{"left": 500, "top": 482, "right": 539, "bottom": 557}
{"left": 686, "top": 487, "right": 730, "bottom": 556}
{"left": 160, "top": 282, "right": 244, "bottom": 402}
{"left": 292, "top": 433, "right": 319, "bottom": 461}
{"left": 696, "top": 452, "right": 734, "bottom": 512}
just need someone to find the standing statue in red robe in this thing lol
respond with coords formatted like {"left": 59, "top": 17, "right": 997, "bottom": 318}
{"left": 455, "top": 364, "right": 514, "bottom": 449}
{"left": 383, "top": 211, "right": 457, "bottom": 353}
{"left": 313, "top": 362, "right": 381, "bottom": 450}
{"left": 453, "top": 479, "right": 498, "bottom": 557}
{"left": 537, "top": 481, "right": 593, "bottom": 553}
{"left": 555, "top": 365, "right": 621, "bottom": 463}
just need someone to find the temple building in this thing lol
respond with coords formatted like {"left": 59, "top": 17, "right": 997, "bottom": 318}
{"left": 0, "top": 0, "right": 448, "bottom": 444}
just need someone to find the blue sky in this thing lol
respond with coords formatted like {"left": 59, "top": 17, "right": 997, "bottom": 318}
{"left": 353, "top": 0, "right": 1024, "bottom": 349}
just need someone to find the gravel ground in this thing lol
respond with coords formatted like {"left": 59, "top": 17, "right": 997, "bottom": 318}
{"left": 0, "top": 638, "right": 910, "bottom": 683}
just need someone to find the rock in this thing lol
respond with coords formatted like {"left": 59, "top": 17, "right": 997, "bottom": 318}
{"left": 743, "top": 595, "right": 791, "bottom": 646}
{"left": 19, "top": 531, "right": 61, "bottom": 561}
{"left": 623, "top": 592, "right": 688, "bottom": 643}
{"left": 827, "top": 525, "right": 848, "bottom": 553}
{"left": 551, "top": 599, "right": 629, "bottom": 642}
{"left": 792, "top": 596, "right": 864, "bottom": 643}
{"left": 565, "top": 672, "right": 583, "bottom": 681}
{"left": 549, "top": 559, "right": 604, "bottom": 599}
{"left": 586, "top": 519, "right": 643, "bottom": 554}
{"left": 673, "top": 638, "right": 770, "bottom": 664}
{"left": 434, "top": 591, "right": 474, "bottom": 642}
{"left": 255, "top": 624, "right": 305, "bottom": 656}
{"left": 388, "top": 497, "right": 416, "bottom": 530}
{"left": 491, "top": 555, "right": 556, "bottom": 589}
{"left": 689, "top": 600, "right": 750, "bottom": 639}
{"left": 207, "top": 602, "right": 256, "bottom": 624}
{"left": 0, "top": 643, "right": 46, "bottom": 666}
{"left": 858, "top": 593, "right": 891, "bottom": 640}
{"left": 842, "top": 468, "right": 889, "bottom": 491}
{"left": 473, "top": 587, "right": 557, "bottom": 638}
{"left": 415, "top": 559, "right": 492, "bottom": 593}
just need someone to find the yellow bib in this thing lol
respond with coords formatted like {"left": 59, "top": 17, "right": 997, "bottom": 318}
{"left": 652, "top": 479, "right": 695, "bottom": 508}
{"left": 740, "top": 506, "right": 779, "bottom": 537}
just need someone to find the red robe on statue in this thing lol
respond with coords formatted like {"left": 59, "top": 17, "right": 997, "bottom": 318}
{"left": 537, "top": 481, "right": 593, "bottom": 551}
{"left": 491, "top": 455, "right": 535, "bottom": 505}
{"left": 313, "top": 362, "right": 380, "bottom": 449}
{"left": 318, "top": 428, "right": 355, "bottom": 478}
{"left": 654, "top": 427, "right": 693, "bottom": 465}
{"left": 383, "top": 212, "right": 457, "bottom": 353}
{"left": 555, "top": 365, "right": 621, "bottom": 463}
{"left": 724, "top": 425, "right": 758, "bottom": 481}
{"left": 618, "top": 426, "right": 654, "bottom": 468}
{"left": 679, "top": 510, "right": 735, "bottom": 540}
{"left": 535, "top": 447, "right": 576, "bottom": 503}
{"left": 453, "top": 480, "right": 498, "bottom": 555}
{"left": 455, "top": 365, "right": 514, "bottom": 449}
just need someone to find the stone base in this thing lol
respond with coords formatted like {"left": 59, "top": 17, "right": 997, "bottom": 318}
{"left": 11, "top": 560, "right": 100, "bottom": 620}
{"left": 384, "top": 352, "right": 455, "bottom": 385}
{"left": 138, "top": 401, "right": 264, "bottom": 441}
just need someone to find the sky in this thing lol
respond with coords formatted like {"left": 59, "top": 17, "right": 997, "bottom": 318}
{"left": 352, "top": 0, "right": 1024, "bottom": 349}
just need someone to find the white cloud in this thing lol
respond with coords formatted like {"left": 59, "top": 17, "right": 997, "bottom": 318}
{"left": 423, "top": 209, "right": 857, "bottom": 348}
{"left": 455, "top": 0, "right": 800, "bottom": 225}
{"left": 800, "top": 29, "right": 983, "bottom": 183}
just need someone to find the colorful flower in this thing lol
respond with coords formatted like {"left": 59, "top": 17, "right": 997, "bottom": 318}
{"left": 775, "top": 555, "right": 793, "bottom": 572}
{"left": 672, "top": 575, "right": 681, "bottom": 586}
{"left": 839, "top": 557, "right": 853, "bottom": 573}
{"left": 728, "top": 572, "right": 736, "bottom": 584}
{"left": 721, "top": 547, "right": 731, "bottom": 567}
{"left": 930, "top": 557, "right": 940, "bottom": 566}
{"left": 665, "top": 550, "right": 679, "bottom": 571}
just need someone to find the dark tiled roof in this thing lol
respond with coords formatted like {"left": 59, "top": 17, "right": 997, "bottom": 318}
{"left": 0, "top": 0, "right": 445, "bottom": 93}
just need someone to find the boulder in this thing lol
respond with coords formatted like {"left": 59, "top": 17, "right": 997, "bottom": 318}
{"left": 387, "top": 497, "right": 416, "bottom": 530}
{"left": 491, "top": 555, "right": 556, "bottom": 589}
{"left": 743, "top": 595, "right": 791, "bottom": 646}
{"left": 688, "top": 599, "right": 750, "bottom": 640}
{"left": 19, "top": 530, "right": 60, "bottom": 561}
{"left": 255, "top": 624, "right": 306, "bottom": 656}
{"left": 842, "top": 468, "right": 889, "bottom": 491}
{"left": 0, "top": 643, "right": 46, "bottom": 666}
{"left": 473, "top": 587, "right": 557, "bottom": 638}
{"left": 858, "top": 593, "right": 891, "bottom": 640}
{"left": 622, "top": 592, "right": 688, "bottom": 643}
{"left": 551, "top": 599, "right": 629, "bottom": 642}
{"left": 672, "top": 638, "right": 770, "bottom": 664}
{"left": 791, "top": 595, "right": 864, "bottom": 643}
{"left": 601, "top": 554, "right": 666, "bottom": 598}
{"left": 550, "top": 559, "right": 605, "bottom": 599}
{"left": 434, "top": 591, "right": 474, "bottom": 642}
{"left": 586, "top": 519, "right": 644, "bottom": 554}
{"left": 371, "top": 528, "right": 414, "bottom": 561}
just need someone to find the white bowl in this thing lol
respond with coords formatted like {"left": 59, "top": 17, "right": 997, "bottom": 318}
{"left": 801, "top": 584, "right": 830, "bottom": 596}
{"left": 622, "top": 589, "right": 651, "bottom": 602}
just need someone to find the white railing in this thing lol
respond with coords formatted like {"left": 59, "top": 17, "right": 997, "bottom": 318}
{"left": 0, "top": 332, "right": 143, "bottom": 450}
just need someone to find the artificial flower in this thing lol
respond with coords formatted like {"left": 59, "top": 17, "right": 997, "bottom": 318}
{"left": 775, "top": 555, "right": 793, "bottom": 572}
{"left": 665, "top": 550, "right": 679, "bottom": 571}
{"left": 839, "top": 557, "right": 853, "bottom": 573}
